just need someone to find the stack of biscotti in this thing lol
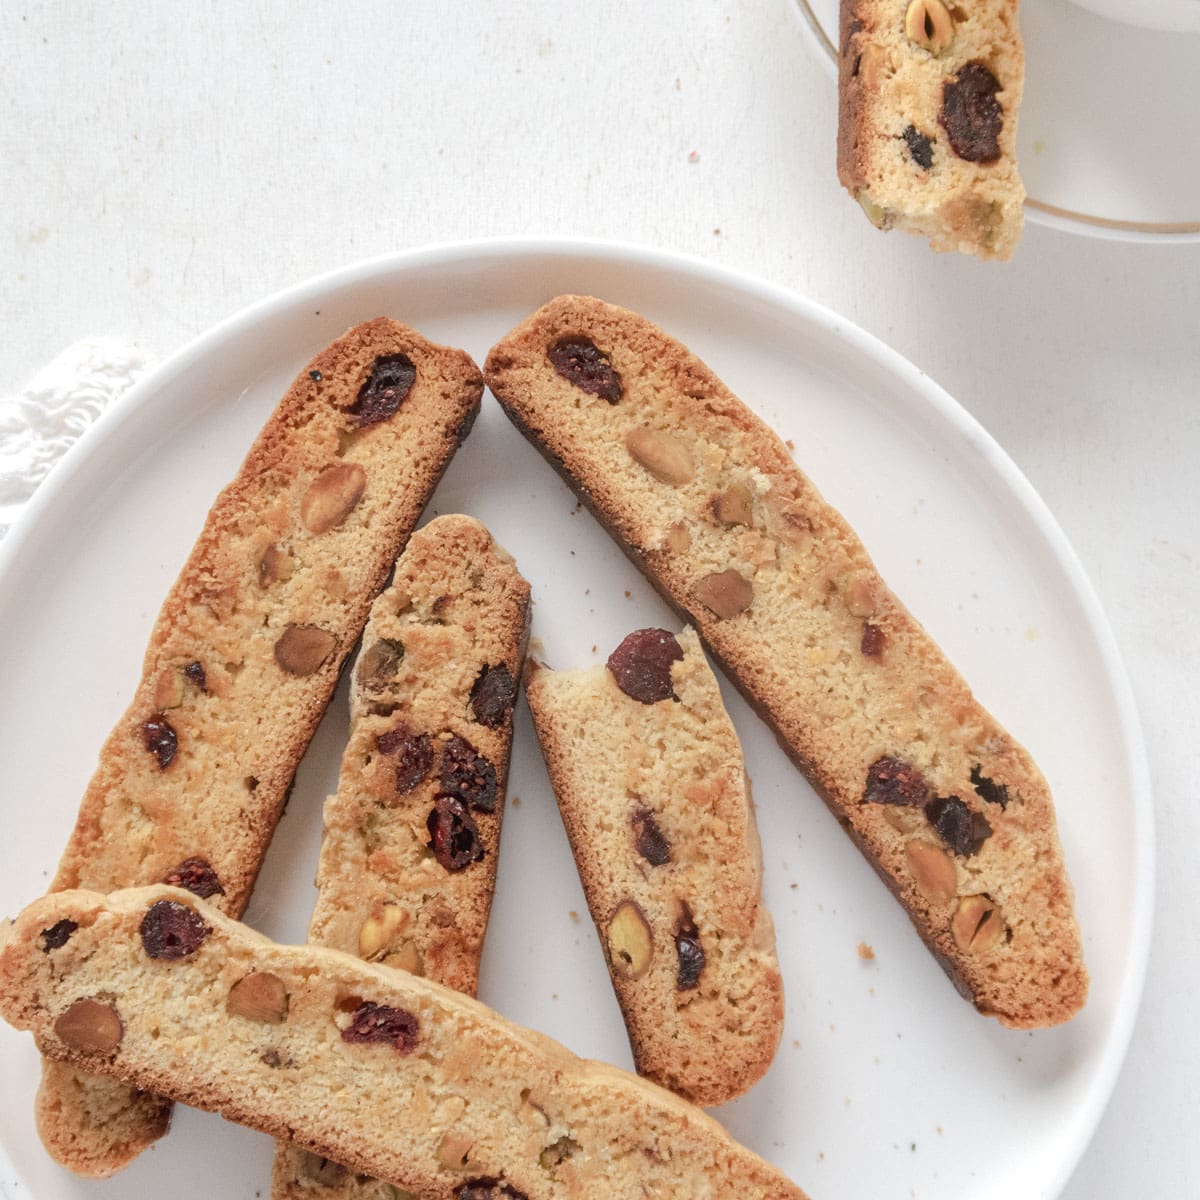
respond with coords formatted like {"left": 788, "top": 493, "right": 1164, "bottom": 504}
{"left": 525, "top": 626, "right": 783, "bottom": 1106}
{"left": 0, "top": 886, "right": 810, "bottom": 1200}
{"left": 838, "top": 0, "right": 1025, "bottom": 259}
{"left": 485, "top": 294, "right": 1087, "bottom": 1028}
{"left": 272, "top": 513, "right": 530, "bottom": 1199}
{"left": 37, "top": 320, "right": 483, "bottom": 1176}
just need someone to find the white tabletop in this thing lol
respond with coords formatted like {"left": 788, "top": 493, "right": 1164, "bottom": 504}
{"left": 1, "top": 3, "right": 1195, "bottom": 1197}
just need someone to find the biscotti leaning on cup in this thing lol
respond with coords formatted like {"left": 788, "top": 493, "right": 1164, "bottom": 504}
{"left": 485, "top": 294, "right": 1088, "bottom": 1029}
{"left": 37, "top": 319, "right": 484, "bottom": 1177}
{"left": 272, "top": 514, "right": 530, "bottom": 1199}
{"left": 525, "top": 625, "right": 784, "bottom": 1107}
{"left": 0, "top": 886, "right": 811, "bottom": 1200}
{"left": 838, "top": 0, "right": 1025, "bottom": 260}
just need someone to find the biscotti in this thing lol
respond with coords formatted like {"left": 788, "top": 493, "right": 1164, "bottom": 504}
{"left": 0, "top": 886, "right": 810, "bottom": 1200}
{"left": 273, "top": 514, "right": 530, "bottom": 1199}
{"left": 838, "top": 0, "right": 1025, "bottom": 260}
{"left": 485, "top": 295, "right": 1087, "bottom": 1028}
{"left": 39, "top": 320, "right": 483, "bottom": 1176}
{"left": 525, "top": 626, "right": 783, "bottom": 1106}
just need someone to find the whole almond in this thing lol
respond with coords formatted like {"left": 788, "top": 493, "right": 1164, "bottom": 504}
{"left": 626, "top": 427, "right": 694, "bottom": 486}
{"left": 227, "top": 971, "right": 289, "bottom": 1023}
{"left": 54, "top": 998, "right": 123, "bottom": 1054}
{"left": 905, "top": 839, "right": 957, "bottom": 904}
{"left": 274, "top": 625, "right": 337, "bottom": 676}
{"left": 300, "top": 462, "right": 367, "bottom": 534}
{"left": 951, "top": 894, "right": 1006, "bottom": 954}
{"left": 694, "top": 569, "right": 754, "bottom": 618}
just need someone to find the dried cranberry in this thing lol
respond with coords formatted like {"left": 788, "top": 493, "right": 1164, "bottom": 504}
{"left": 460, "top": 1181, "right": 529, "bottom": 1200}
{"left": 902, "top": 124, "right": 935, "bottom": 170}
{"left": 940, "top": 62, "right": 1004, "bottom": 164}
{"left": 440, "top": 735, "right": 498, "bottom": 812}
{"left": 340, "top": 1001, "right": 419, "bottom": 1054}
{"left": 547, "top": 337, "right": 623, "bottom": 403}
{"left": 162, "top": 857, "right": 224, "bottom": 900}
{"left": 470, "top": 664, "right": 516, "bottom": 728}
{"left": 348, "top": 353, "right": 416, "bottom": 427}
{"left": 141, "top": 716, "right": 178, "bottom": 770}
{"left": 632, "top": 807, "right": 671, "bottom": 866}
{"left": 39, "top": 919, "right": 78, "bottom": 952}
{"left": 376, "top": 726, "right": 434, "bottom": 796}
{"left": 860, "top": 622, "right": 886, "bottom": 657}
{"left": 674, "top": 904, "right": 705, "bottom": 991}
{"left": 925, "top": 795, "right": 992, "bottom": 856}
{"left": 863, "top": 756, "right": 928, "bottom": 806}
{"left": 971, "top": 765, "right": 1010, "bottom": 810}
{"left": 427, "top": 796, "right": 485, "bottom": 871}
{"left": 182, "top": 661, "right": 207, "bottom": 692}
{"left": 607, "top": 629, "right": 683, "bottom": 704}
{"left": 139, "top": 899, "right": 212, "bottom": 959}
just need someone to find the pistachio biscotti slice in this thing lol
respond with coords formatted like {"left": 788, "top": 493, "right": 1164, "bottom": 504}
{"left": 0, "top": 886, "right": 810, "bottom": 1200}
{"left": 837, "top": 0, "right": 1025, "bottom": 260}
{"left": 485, "top": 295, "right": 1087, "bottom": 1029}
{"left": 525, "top": 627, "right": 783, "bottom": 1107}
{"left": 272, "top": 514, "right": 530, "bottom": 1199}
{"left": 38, "top": 320, "right": 483, "bottom": 1176}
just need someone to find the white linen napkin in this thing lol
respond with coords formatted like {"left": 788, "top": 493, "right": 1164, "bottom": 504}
{"left": 0, "top": 338, "right": 156, "bottom": 540}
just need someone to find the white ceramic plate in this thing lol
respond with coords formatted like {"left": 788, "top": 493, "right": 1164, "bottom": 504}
{"left": 796, "top": 0, "right": 1200, "bottom": 241}
{"left": 0, "top": 240, "right": 1152, "bottom": 1200}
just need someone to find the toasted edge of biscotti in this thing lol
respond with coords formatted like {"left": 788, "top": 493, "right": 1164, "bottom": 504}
{"left": 484, "top": 294, "right": 1087, "bottom": 1029}
{"left": 525, "top": 626, "right": 783, "bottom": 1106}
{"left": 0, "top": 886, "right": 809, "bottom": 1200}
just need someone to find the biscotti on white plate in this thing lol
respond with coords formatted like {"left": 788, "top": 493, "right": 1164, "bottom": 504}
{"left": 485, "top": 294, "right": 1087, "bottom": 1029}
{"left": 39, "top": 319, "right": 483, "bottom": 1176}
{"left": 838, "top": 0, "right": 1025, "bottom": 259}
{"left": 272, "top": 514, "right": 530, "bottom": 1199}
{"left": 0, "top": 886, "right": 810, "bottom": 1200}
{"left": 525, "top": 626, "right": 783, "bottom": 1107}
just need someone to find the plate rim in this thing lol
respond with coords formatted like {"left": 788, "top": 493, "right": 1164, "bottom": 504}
{"left": 792, "top": 0, "right": 1200, "bottom": 243}
{"left": 0, "top": 236, "right": 1156, "bottom": 1200}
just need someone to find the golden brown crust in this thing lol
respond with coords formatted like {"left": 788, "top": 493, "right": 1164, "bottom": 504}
{"left": 525, "top": 628, "right": 783, "bottom": 1106}
{"left": 37, "top": 319, "right": 483, "bottom": 1175}
{"left": 485, "top": 295, "right": 1087, "bottom": 1029}
{"left": 837, "top": 0, "right": 1025, "bottom": 260}
{"left": 0, "top": 887, "right": 809, "bottom": 1200}
{"left": 271, "top": 514, "right": 531, "bottom": 1199}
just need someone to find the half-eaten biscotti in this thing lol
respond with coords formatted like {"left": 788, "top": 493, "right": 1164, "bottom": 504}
{"left": 485, "top": 294, "right": 1087, "bottom": 1029}
{"left": 838, "top": 0, "right": 1025, "bottom": 260}
{"left": 272, "top": 513, "right": 530, "bottom": 1199}
{"left": 525, "top": 626, "right": 783, "bottom": 1106}
{"left": 39, "top": 320, "right": 483, "bottom": 1176}
{"left": 0, "top": 886, "right": 809, "bottom": 1200}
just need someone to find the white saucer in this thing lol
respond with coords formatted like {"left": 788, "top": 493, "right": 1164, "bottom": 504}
{"left": 796, "top": 0, "right": 1200, "bottom": 241}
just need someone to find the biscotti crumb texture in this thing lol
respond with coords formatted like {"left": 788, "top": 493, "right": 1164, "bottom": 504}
{"left": 273, "top": 514, "right": 530, "bottom": 1199}
{"left": 838, "top": 0, "right": 1025, "bottom": 260}
{"left": 38, "top": 319, "right": 483, "bottom": 1176}
{"left": 525, "top": 626, "right": 783, "bottom": 1107}
{"left": 485, "top": 294, "right": 1087, "bottom": 1029}
{"left": 0, "top": 887, "right": 810, "bottom": 1200}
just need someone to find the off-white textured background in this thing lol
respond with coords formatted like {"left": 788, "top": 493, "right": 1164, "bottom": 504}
{"left": 2, "top": 2, "right": 1196, "bottom": 1196}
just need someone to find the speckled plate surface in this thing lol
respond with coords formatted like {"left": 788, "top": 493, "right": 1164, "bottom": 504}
{"left": 0, "top": 240, "right": 1152, "bottom": 1200}
{"left": 797, "top": 0, "right": 1200, "bottom": 241}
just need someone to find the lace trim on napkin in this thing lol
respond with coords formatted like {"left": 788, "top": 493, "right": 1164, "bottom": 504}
{"left": 0, "top": 338, "right": 155, "bottom": 539}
